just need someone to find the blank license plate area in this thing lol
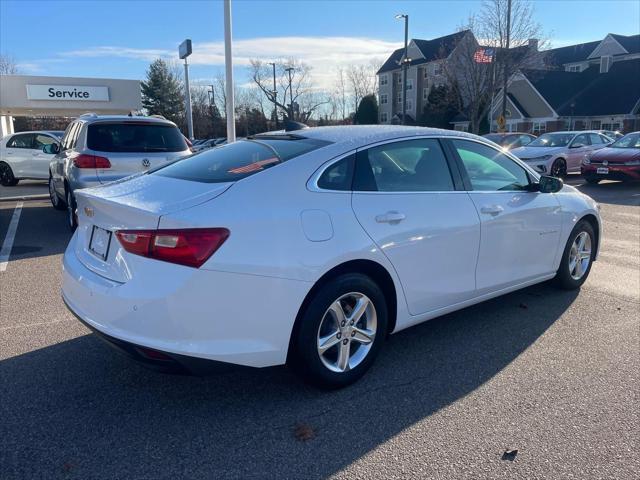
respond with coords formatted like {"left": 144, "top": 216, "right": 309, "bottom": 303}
{"left": 597, "top": 167, "right": 609, "bottom": 174}
{"left": 89, "top": 225, "right": 112, "bottom": 260}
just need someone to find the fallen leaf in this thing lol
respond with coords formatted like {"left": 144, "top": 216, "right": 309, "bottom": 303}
{"left": 293, "top": 422, "right": 316, "bottom": 442}
{"left": 502, "top": 449, "right": 518, "bottom": 461}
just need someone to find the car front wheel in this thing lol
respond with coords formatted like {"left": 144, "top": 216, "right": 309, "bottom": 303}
{"left": 553, "top": 220, "right": 596, "bottom": 290}
{"left": 550, "top": 158, "right": 567, "bottom": 178}
{"left": 290, "top": 273, "right": 388, "bottom": 389}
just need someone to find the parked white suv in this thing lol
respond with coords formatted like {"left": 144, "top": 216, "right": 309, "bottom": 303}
{"left": 0, "top": 131, "right": 63, "bottom": 186}
{"left": 47, "top": 114, "right": 191, "bottom": 229}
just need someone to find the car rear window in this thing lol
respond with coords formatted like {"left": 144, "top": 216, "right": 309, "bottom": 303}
{"left": 153, "top": 137, "right": 331, "bottom": 183}
{"left": 87, "top": 122, "right": 187, "bottom": 153}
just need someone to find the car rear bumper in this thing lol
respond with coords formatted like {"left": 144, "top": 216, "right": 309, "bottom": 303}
{"left": 62, "top": 232, "right": 312, "bottom": 368}
{"left": 581, "top": 164, "right": 640, "bottom": 181}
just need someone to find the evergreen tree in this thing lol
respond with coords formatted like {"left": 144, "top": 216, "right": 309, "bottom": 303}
{"left": 419, "top": 85, "right": 458, "bottom": 130}
{"left": 141, "top": 59, "right": 184, "bottom": 125}
{"left": 354, "top": 94, "right": 379, "bottom": 125}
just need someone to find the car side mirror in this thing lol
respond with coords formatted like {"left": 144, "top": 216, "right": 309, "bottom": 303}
{"left": 570, "top": 142, "right": 584, "bottom": 149}
{"left": 537, "top": 175, "right": 564, "bottom": 193}
{"left": 43, "top": 143, "right": 60, "bottom": 154}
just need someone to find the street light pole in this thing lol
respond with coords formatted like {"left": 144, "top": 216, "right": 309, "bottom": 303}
{"left": 396, "top": 14, "right": 409, "bottom": 125}
{"left": 500, "top": 0, "right": 512, "bottom": 132}
{"left": 179, "top": 39, "right": 194, "bottom": 140}
{"left": 285, "top": 67, "right": 294, "bottom": 121}
{"left": 269, "top": 62, "right": 278, "bottom": 129}
{"left": 223, "top": 0, "right": 236, "bottom": 142}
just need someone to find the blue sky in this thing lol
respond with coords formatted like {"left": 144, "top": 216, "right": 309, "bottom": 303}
{"left": 1, "top": 0, "right": 639, "bottom": 89}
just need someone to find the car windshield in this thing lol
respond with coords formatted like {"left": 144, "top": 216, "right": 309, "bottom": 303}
{"left": 153, "top": 136, "right": 331, "bottom": 183}
{"left": 483, "top": 134, "right": 510, "bottom": 146}
{"left": 528, "top": 133, "right": 573, "bottom": 147}
{"left": 610, "top": 132, "right": 640, "bottom": 148}
{"left": 87, "top": 122, "right": 188, "bottom": 152}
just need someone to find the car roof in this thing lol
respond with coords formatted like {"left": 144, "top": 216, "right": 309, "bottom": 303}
{"left": 484, "top": 132, "right": 533, "bottom": 137}
{"left": 259, "top": 125, "right": 481, "bottom": 149}
{"left": 5, "top": 130, "right": 63, "bottom": 136}
{"left": 75, "top": 114, "right": 177, "bottom": 126}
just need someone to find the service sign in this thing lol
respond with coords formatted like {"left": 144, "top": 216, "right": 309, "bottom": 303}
{"left": 26, "top": 85, "right": 110, "bottom": 102}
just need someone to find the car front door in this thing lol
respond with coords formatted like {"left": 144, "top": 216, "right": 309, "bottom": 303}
{"left": 30, "top": 134, "right": 59, "bottom": 179}
{"left": 566, "top": 133, "right": 590, "bottom": 173}
{"left": 351, "top": 137, "right": 480, "bottom": 316}
{"left": 4, "top": 133, "right": 35, "bottom": 177}
{"left": 448, "top": 138, "right": 563, "bottom": 293}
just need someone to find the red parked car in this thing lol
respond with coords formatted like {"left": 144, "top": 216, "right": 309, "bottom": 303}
{"left": 582, "top": 132, "right": 640, "bottom": 183}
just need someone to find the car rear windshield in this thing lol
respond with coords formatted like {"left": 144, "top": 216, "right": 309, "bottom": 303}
{"left": 153, "top": 136, "right": 331, "bottom": 183}
{"left": 528, "top": 133, "right": 573, "bottom": 147}
{"left": 87, "top": 122, "right": 188, "bottom": 153}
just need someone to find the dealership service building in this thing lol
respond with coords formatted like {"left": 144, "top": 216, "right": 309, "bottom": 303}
{"left": 0, "top": 75, "right": 142, "bottom": 136}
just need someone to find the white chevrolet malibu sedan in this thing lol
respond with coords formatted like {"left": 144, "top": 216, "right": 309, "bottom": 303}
{"left": 62, "top": 126, "right": 601, "bottom": 388}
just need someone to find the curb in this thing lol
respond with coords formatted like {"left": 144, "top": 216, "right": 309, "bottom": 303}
{"left": 0, "top": 194, "right": 49, "bottom": 203}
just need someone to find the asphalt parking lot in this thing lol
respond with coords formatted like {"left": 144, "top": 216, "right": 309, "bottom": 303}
{"left": 1, "top": 178, "right": 638, "bottom": 479}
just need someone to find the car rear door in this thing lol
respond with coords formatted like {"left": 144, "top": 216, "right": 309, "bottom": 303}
{"left": 448, "top": 138, "right": 562, "bottom": 293}
{"left": 350, "top": 137, "right": 480, "bottom": 316}
{"left": 566, "top": 133, "right": 590, "bottom": 173}
{"left": 4, "top": 133, "right": 34, "bottom": 177}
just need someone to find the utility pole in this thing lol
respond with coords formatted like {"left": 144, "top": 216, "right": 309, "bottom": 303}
{"left": 396, "top": 14, "right": 409, "bottom": 125}
{"left": 208, "top": 84, "right": 215, "bottom": 135}
{"left": 178, "top": 39, "right": 194, "bottom": 140}
{"left": 269, "top": 62, "right": 278, "bottom": 129}
{"left": 500, "top": 0, "right": 512, "bottom": 132}
{"left": 285, "top": 67, "right": 294, "bottom": 121}
{"left": 223, "top": 0, "right": 236, "bottom": 142}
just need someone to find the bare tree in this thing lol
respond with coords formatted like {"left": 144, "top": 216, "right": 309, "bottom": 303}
{"left": 249, "top": 58, "right": 327, "bottom": 123}
{"left": 0, "top": 53, "right": 18, "bottom": 74}
{"left": 334, "top": 67, "right": 349, "bottom": 121}
{"left": 346, "top": 63, "right": 377, "bottom": 115}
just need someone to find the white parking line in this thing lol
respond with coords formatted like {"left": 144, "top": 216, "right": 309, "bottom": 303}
{"left": 0, "top": 201, "right": 24, "bottom": 272}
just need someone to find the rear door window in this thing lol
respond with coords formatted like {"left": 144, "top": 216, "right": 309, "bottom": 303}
{"left": 34, "top": 134, "right": 58, "bottom": 150}
{"left": 154, "top": 137, "right": 330, "bottom": 183}
{"left": 7, "top": 134, "right": 35, "bottom": 149}
{"left": 87, "top": 123, "right": 188, "bottom": 152}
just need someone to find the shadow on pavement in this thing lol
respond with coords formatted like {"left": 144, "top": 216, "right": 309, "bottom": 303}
{"left": 1, "top": 282, "right": 578, "bottom": 479}
{"left": 572, "top": 180, "right": 640, "bottom": 207}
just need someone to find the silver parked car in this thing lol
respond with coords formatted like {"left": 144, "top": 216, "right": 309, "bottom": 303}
{"left": 511, "top": 131, "right": 612, "bottom": 177}
{"left": 46, "top": 114, "right": 191, "bottom": 229}
{"left": 0, "top": 131, "right": 63, "bottom": 186}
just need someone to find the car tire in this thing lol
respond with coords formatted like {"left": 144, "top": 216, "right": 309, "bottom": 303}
{"left": 66, "top": 189, "right": 77, "bottom": 231}
{"left": 553, "top": 220, "right": 596, "bottom": 290}
{"left": 550, "top": 158, "right": 567, "bottom": 178}
{"left": 585, "top": 177, "right": 600, "bottom": 185}
{"left": 0, "top": 162, "right": 19, "bottom": 186}
{"left": 49, "top": 176, "right": 66, "bottom": 211}
{"left": 289, "top": 273, "right": 388, "bottom": 389}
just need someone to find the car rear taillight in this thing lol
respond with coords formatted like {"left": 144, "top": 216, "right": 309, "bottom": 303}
{"left": 73, "top": 154, "right": 111, "bottom": 169}
{"left": 115, "top": 228, "right": 229, "bottom": 268}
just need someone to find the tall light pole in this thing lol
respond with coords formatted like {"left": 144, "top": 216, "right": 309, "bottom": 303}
{"left": 396, "top": 14, "right": 409, "bottom": 125}
{"left": 179, "top": 39, "right": 194, "bottom": 140}
{"left": 268, "top": 62, "right": 278, "bottom": 128}
{"left": 223, "top": 0, "right": 236, "bottom": 142}
{"left": 285, "top": 66, "right": 294, "bottom": 121}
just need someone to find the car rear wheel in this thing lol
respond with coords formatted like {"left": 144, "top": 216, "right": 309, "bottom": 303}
{"left": 550, "top": 158, "right": 567, "bottom": 178}
{"left": 0, "top": 162, "right": 19, "bottom": 186}
{"left": 290, "top": 273, "right": 388, "bottom": 389}
{"left": 553, "top": 220, "right": 595, "bottom": 290}
{"left": 49, "top": 176, "right": 66, "bottom": 210}
{"left": 66, "top": 189, "right": 77, "bottom": 231}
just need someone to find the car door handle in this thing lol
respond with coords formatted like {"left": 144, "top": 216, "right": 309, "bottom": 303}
{"left": 480, "top": 205, "right": 504, "bottom": 216}
{"left": 375, "top": 211, "right": 406, "bottom": 224}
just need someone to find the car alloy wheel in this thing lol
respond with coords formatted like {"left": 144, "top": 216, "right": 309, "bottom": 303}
{"left": 551, "top": 159, "right": 567, "bottom": 178}
{"left": 0, "top": 163, "right": 18, "bottom": 186}
{"left": 67, "top": 190, "right": 77, "bottom": 230}
{"left": 316, "top": 292, "right": 377, "bottom": 373}
{"left": 568, "top": 231, "right": 592, "bottom": 281}
{"left": 49, "top": 177, "right": 65, "bottom": 210}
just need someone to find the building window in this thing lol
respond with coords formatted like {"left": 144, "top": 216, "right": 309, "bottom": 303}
{"left": 423, "top": 68, "right": 428, "bottom": 79}
{"left": 434, "top": 63, "right": 443, "bottom": 76}
{"left": 423, "top": 87, "right": 429, "bottom": 101}
{"left": 397, "top": 75, "right": 402, "bottom": 84}
{"left": 380, "top": 112, "right": 388, "bottom": 123}
{"left": 397, "top": 91, "right": 402, "bottom": 104}
{"left": 567, "top": 65, "right": 581, "bottom": 72}
{"left": 407, "top": 100, "right": 413, "bottom": 111}
{"left": 602, "top": 122, "right": 621, "bottom": 131}
{"left": 379, "top": 94, "right": 388, "bottom": 105}
{"left": 379, "top": 74, "right": 388, "bottom": 86}
{"left": 590, "top": 120, "right": 601, "bottom": 130}
{"left": 454, "top": 124, "right": 468, "bottom": 132}
{"left": 406, "top": 79, "right": 413, "bottom": 91}
{"left": 532, "top": 121, "right": 546, "bottom": 135}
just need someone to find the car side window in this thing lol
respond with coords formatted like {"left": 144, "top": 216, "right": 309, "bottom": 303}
{"left": 34, "top": 134, "right": 57, "bottom": 150}
{"left": 69, "top": 123, "right": 82, "bottom": 149}
{"left": 353, "top": 139, "right": 454, "bottom": 192}
{"left": 317, "top": 154, "right": 355, "bottom": 191}
{"left": 520, "top": 135, "right": 533, "bottom": 146}
{"left": 452, "top": 139, "right": 530, "bottom": 192}
{"left": 7, "top": 134, "right": 35, "bottom": 149}
{"left": 60, "top": 124, "right": 74, "bottom": 150}
{"left": 572, "top": 134, "right": 589, "bottom": 147}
